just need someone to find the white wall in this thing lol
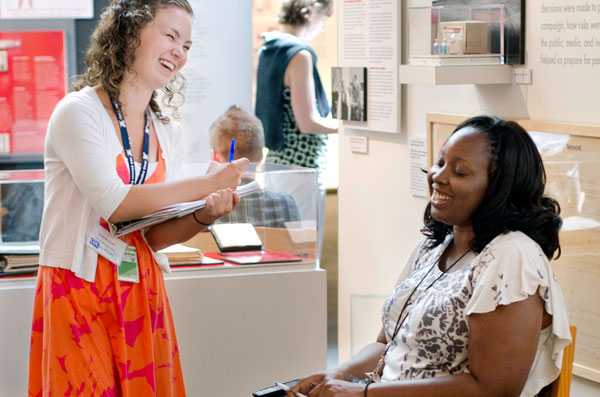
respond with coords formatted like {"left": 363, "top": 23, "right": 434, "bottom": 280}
{"left": 180, "top": 0, "right": 253, "bottom": 163}
{"left": 338, "top": 1, "right": 600, "bottom": 395}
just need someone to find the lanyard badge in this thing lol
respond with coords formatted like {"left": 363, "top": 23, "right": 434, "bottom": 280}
{"left": 110, "top": 98, "right": 151, "bottom": 185}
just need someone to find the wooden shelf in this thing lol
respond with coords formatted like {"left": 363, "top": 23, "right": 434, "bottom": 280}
{"left": 398, "top": 64, "right": 513, "bottom": 85}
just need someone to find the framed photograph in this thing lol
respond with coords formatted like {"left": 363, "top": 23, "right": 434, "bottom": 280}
{"left": 331, "top": 66, "right": 367, "bottom": 122}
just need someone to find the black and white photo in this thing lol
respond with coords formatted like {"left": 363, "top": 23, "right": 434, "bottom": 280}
{"left": 331, "top": 66, "right": 367, "bottom": 122}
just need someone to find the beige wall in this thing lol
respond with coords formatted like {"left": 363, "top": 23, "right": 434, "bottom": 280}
{"left": 338, "top": 0, "right": 600, "bottom": 394}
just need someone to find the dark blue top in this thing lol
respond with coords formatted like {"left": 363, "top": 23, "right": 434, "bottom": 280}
{"left": 255, "top": 32, "right": 330, "bottom": 151}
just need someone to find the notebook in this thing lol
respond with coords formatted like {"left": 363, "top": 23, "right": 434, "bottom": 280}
{"left": 209, "top": 223, "right": 263, "bottom": 252}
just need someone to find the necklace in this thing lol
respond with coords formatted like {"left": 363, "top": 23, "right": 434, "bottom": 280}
{"left": 367, "top": 244, "right": 471, "bottom": 383}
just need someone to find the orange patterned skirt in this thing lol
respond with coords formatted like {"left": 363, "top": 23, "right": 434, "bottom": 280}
{"left": 28, "top": 231, "right": 186, "bottom": 397}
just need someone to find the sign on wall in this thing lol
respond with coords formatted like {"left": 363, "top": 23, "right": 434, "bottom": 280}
{"left": 338, "top": 0, "right": 400, "bottom": 133}
{"left": 0, "top": 31, "right": 66, "bottom": 154}
{"left": 0, "top": 0, "right": 93, "bottom": 19}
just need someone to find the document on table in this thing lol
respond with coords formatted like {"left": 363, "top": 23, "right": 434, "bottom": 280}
{"left": 110, "top": 181, "right": 260, "bottom": 237}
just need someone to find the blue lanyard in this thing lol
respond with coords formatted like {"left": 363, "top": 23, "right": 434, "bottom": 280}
{"left": 110, "top": 99, "right": 150, "bottom": 185}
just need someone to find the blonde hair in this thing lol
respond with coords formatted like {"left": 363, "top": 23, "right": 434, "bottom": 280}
{"left": 72, "top": 0, "right": 193, "bottom": 122}
{"left": 209, "top": 105, "right": 265, "bottom": 162}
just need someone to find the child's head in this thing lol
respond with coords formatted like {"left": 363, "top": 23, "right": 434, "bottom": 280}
{"left": 209, "top": 105, "right": 265, "bottom": 163}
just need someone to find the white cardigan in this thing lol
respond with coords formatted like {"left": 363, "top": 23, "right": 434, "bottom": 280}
{"left": 39, "top": 86, "right": 184, "bottom": 282}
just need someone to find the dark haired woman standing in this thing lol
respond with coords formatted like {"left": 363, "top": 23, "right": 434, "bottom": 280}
{"left": 28, "top": 1, "right": 248, "bottom": 395}
{"left": 290, "top": 117, "right": 571, "bottom": 397}
{"left": 256, "top": 0, "right": 338, "bottom": 170}
{"left": 255, "top": 0, "right": 338, "bottom": 251}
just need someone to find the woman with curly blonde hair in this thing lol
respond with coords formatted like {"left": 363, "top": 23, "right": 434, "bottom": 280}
{"left": 28, "top": 1, "right": 248, "bottom": 395}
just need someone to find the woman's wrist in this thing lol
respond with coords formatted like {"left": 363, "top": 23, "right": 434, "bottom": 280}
{"left": 205, "top": 174, "right": 221, "bottom": 192}
{"left": 192, "top": 211, "right": 212, "bottom": 227}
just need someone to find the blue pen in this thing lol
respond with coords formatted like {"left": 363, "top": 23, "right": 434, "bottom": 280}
{"left": 228, "top": 138, "right": 236, "bottom": 162}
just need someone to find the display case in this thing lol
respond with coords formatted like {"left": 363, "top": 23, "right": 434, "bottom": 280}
{"left": 0, "top": 164, "right": 327, "bottom": 396}
{"left": 181, "top": 163, "right": 322, "bottom": 268}
{"left": 0, "top": 169, "right": 43, "bottom": 243}
{"left": 407, "top": 0, "right": 523, "bottom": 66}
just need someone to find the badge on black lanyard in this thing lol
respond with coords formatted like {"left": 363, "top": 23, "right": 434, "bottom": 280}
{"left": 104, "top": 97, "right": 150, "bottom": 283}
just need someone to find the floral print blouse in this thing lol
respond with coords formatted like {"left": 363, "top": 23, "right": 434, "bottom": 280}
{"left": 381, "top": 231, "right": 571, "bottom": 397}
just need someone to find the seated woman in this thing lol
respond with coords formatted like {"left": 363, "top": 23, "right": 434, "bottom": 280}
{"left": 291, "top": 116, "right": 572, "bottom": 397}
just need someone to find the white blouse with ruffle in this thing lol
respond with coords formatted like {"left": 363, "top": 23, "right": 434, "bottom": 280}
{"left": 381, "top": 231, "right": 571, "bottom": 397}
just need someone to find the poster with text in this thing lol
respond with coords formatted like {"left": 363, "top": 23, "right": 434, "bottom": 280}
{"left": 339, "top": 0, "right": 400, "bottom": 133}
{"left": 0, "top": 0, "right": 93, "bottom": 19}
{"left": 0, "top": 31, "right": 66, "bottom": 155}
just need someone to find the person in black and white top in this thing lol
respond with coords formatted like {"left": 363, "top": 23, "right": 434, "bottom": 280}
{"left": 290, "top": 116, "right": 571, "bottom": 397}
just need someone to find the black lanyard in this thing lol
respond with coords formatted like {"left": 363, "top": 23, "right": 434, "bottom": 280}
{"left": 110, "top": 98, "right": 151, "bottom": 185}
{"left": 388, "top": 247, "right": 470, "bottom": 346}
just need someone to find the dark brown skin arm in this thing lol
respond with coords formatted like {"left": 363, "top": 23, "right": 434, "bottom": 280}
{"left": 300, "top": 294, "right": 546, "bottom": 397}
{"left": 362, "top": 294, "right": 545, "bottom": 397}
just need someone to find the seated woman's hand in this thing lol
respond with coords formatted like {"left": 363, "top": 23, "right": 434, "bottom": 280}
{"left": 288, "top": 371, "right": 347, "bottom": 397}
{"left": 192, "top": 189, "right": 239, "bottom": 225}
{"left": 304, "top": 379, "right": 363, "bottom": 397}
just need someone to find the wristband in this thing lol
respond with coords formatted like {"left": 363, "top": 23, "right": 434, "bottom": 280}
{"left": 364, "top": 380, "right": 373, "bottom": 397}
{"left": 192, "top": 211, "right": 212, "bottom": 227}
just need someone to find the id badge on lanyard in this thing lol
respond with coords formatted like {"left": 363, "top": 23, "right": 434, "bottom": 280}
{"left": 86, "top": 222, "right": 141, "bottom": 283}
{"left": 90, "top": 98, "right": 152, "bottom": 283}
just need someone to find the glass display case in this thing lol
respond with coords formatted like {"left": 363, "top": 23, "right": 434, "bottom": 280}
{"left": 0, "top": 164, "right": 322, "bottom": 273}
{"left": 408, "top": 0, "right": 522, "bottom": 65}
{"left": 182, "top": 163, "right": 322, "bottom": 267}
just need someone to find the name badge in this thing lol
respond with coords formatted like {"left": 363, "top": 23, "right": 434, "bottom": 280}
{"left": 86, "top": 223, "right": 127, "bottom": 265}
{"left": 118, "top": 245, "right": 139, "bottom": 283}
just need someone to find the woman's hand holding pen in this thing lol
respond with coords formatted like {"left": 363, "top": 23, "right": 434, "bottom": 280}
{"left": 208, "top": 158, "right": 250, "bottom": 190}
{"left": 193, "top": 189, "right": 239, "bottom": 226}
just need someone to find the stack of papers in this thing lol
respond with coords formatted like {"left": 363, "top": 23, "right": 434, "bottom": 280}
{"left": 157, "top": 244, "right": 223, "bottom": 266}
{"left": 110, "top": 181, "right": 261, "bottom": 237}
{"left": 0, "top": 242, "right": 40, "bottom": 275}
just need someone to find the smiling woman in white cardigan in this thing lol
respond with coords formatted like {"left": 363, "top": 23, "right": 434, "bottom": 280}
{"left": 28, "top": 1, "right": 248, "bottom": 396}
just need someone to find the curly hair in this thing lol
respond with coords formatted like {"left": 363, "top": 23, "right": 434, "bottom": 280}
{"left": 279, "top": 0, "right": 333, "bottom": 26}
{"left": 72, "top": 0, "right": 193, "bottom": 122}
{"left": 422, "top": 116, "right": 562, "bottom": 260}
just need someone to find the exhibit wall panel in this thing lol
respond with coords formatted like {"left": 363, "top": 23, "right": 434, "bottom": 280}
{"left": 0, "top": 19, "right": 75, "bottom": 82}
{"left": 524, "top": 0, "right": 600, "bottom": 125}
{"left": 338, "top": 1, "right": 600, "bottom": 395}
